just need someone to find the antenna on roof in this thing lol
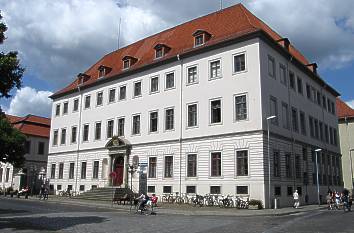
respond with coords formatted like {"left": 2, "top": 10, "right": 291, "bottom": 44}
{"left": 117, "top": 17, "right": 122, "bottom": 49}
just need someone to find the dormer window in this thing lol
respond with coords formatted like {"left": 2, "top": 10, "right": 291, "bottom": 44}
{"left": 154, "top": 44, "right": 170, "bottom": 59}
{"left": 123, "top": 59, "right": 130, "bottom": 69}
{"left": 193, "top": 30, "right": 211, "bottom": 47}
{"left": 77, "top": 73, "right": 90, "bottom": 85}
{"left": 122, "top": 56, "right": 138, "bottom": 70}
{"left": 98, "top": 65, "right": 111, "bottom": 78}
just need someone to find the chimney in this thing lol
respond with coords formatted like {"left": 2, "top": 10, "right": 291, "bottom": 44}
{"left": 277, "top": 38, "right": 290, "bottom": 51}
{"left": 306, "top": 63, "right": 318, "bottom": 75}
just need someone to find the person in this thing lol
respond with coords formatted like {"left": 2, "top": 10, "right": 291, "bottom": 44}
{"left": 138, "top": 193, "right": 149, "bottom": 211}
{"left": 326, "top": 192, "right": 333, "bottom": 210}
{"left": 39, "top": 185, "right": 45, "bottom": 200}
{"left": 335, "top": 191, "right": 341, "bottom": 209}
{"left": 151, "top": 193, "right": 158, "bottom": 207}
{"left": 293, "top": 190, "right": 299, "bottom": 208}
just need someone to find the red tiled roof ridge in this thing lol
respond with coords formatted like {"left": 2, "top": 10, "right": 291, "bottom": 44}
{"left": 336, "top": 98, "right": 354, "bottom": 119}
{"left": 6, "top": 114, "right": 51, "bottom": 126}
{"left": 52, "top": 3, "right": 316, "bottom": 98}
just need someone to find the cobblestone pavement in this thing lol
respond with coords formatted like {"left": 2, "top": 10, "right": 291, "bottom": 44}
{"left": 1, "top": 197, "right": 354, "bottom": 233}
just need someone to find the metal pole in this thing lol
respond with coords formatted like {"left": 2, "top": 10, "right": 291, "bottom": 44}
{"left": 267, "top": 120, "right": 271, "bottom": 209}
{"left": 350, "top": 149, "right": 354, "bottom": 192}
{"left": 316, "top": 151, "right": 320, "bottom": 206}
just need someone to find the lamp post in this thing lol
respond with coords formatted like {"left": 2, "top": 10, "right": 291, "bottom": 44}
{"left": 1, "top": 157, "right": 7, "bottom": 197}
{"left": 315, "top": 148, "right": 322, "bottom": 206}
{"left": 350, "top": 149, "right": 354, "bottom": 193}
{"left": 266, "top": 115, "right": 276, "bottom": 208}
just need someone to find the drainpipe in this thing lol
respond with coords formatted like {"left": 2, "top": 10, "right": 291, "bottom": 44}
{"left": 74, "top": 85, "right": 83, "bottom": 193}
{"left": 177, "top": 54, "right": 183, "bottom": 195}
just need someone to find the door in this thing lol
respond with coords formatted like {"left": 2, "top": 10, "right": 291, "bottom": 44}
{"left": 113, "top": 156, "right": 124, "bottom": 186}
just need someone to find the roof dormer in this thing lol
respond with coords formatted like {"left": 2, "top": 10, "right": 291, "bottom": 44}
{"left": 306, "top": 63, "right": 318, "bottom": 75}
{"left": 192, "top": 29, "right": 212, "bottom": 47}
{"left": 277, "top": 38, "right": 290, "bottom": 51}
{"left": 98, "top": 65, "right": 112, "bottom": 78}
{"left": 77, "top": 73, "right": 90, "bottom": 85}
{"left": 154, "top": 43, "right": 171, "bottom": 59}
{"left": 122, "top": 56, "right": 138, "bottom": 70}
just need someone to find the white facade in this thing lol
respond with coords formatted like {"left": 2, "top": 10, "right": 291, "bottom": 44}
{"left": 48, "top": 36, "right": 342, "bottom": 207}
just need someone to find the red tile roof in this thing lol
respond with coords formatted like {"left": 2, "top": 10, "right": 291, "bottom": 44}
{"left": 336, "top": 98, "right": 354, "bottom": 119}
{"left": 5, "top": 114, "right": 51, "bottom": 138}
{"left": 51, "top": 3, "right": 336, "bottom": 98}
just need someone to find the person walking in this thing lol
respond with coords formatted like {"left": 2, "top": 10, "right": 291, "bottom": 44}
{"left": 293, "top": 190, "right": 300, "bottom": 208}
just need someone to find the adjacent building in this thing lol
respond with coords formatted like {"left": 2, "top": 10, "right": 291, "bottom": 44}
{"left": 48, "top": 4, "right": 342, "bottom": 207}
{"left": 337, "top": 98, "right": 354, "bottom": 192}
{"left": 0, "top": 114, "right": 50, "bottom": 193}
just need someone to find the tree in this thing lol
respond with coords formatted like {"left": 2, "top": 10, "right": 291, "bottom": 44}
{"left": 0, "top": 11, "right": 24, "bottom": 99}
{"left": 0, "top": 11, "right": 26, "bottom": 167}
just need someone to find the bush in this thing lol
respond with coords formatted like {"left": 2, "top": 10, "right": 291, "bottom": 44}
{"left": 249, "top": 199, "right": 263, "bottom": 209}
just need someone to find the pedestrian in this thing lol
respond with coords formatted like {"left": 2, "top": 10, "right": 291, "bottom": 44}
{"left": 326, "top": 192, "right": 333, "bottom": 210}
{"left": 293, "top": 190, "right": 300, "bottom": 208}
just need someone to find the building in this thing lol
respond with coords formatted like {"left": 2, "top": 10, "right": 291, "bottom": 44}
{"left": 337, "top": 98, "right": 354, "bottom": 192}
{"left": 0, "top": 114, "right": 50, "bottom": 193}
{"left": 48, "top": 4, "right": 342, "bottom": 207}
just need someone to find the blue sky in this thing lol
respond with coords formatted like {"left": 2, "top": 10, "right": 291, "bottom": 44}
{"left": 1, "top": 0, "right": 354, "bottom": 117}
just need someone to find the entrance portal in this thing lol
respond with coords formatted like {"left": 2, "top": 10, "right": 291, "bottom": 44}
{"left": 113, "top": 156, "right": 124, "bottom": 186}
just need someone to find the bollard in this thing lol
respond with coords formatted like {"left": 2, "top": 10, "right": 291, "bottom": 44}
{"left": 274, "top": 198, "right": 278, "bottom": 209}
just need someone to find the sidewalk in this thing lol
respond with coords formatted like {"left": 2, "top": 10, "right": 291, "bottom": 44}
{"left": 3, "top": 195, "right": 325, "bottom": 217}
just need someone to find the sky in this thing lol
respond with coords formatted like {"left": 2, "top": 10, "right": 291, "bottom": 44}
{"left": 0, "top": 0, "right": 354, "bottom": 117}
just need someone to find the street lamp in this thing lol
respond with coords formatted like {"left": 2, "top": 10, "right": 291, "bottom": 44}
{"left": 266, "top": 115, "right": 276, "bottom": 208}
{"left": 315, "top": 148, "right": 322, "bottom": 206}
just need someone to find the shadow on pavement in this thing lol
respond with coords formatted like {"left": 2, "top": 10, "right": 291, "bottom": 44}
{"left": 0, "top": 209, "right": 29, "bottom": 215}
{"left": 0, "top": 216, "right": 107, "bottom": 231}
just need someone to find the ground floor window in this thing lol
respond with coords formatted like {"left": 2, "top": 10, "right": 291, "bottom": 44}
{"left": 236, "top": 186, "right": 249, "bottom": 195}
{"left": 296, "top": 186, "right": 302, "bottom": 195}
{"left": 287, "top": 186, "right": 293, "bottom": 196}
{"left": 80, "top": 185, "right": 85, "bottom": 191}
{"left": 186, "top": 186, "right": 196, "bottom": 194}
{"left": 148, "top": 186, "right": 155, "bottom": 193}
{"left": 163, "top": 186, "right": 172, "bottom": 193}
{"left": 68, "top": 185, "right": 73, "bottom": 191}
{"left": 210, "top": 186, "right": 221, "bottom": 194}
{"left": 274, "top": 186, "right": 281, "bottom": 196}
{"left": 57, "top": 185, "right": 62, "bottom": 191}
{"left": 91, "top": 185, "right": 97, "bottom": 190}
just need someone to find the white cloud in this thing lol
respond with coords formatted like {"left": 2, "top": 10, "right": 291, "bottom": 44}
{"left": 346, "top": 99, "right": 354, "bottom": 109}
{"left": 5, "top": 87, "right": 53, "bottom": 117}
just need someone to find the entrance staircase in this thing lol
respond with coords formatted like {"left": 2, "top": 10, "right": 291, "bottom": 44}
{"left": 73, "top": 187, "right": 135, "bottom": 202}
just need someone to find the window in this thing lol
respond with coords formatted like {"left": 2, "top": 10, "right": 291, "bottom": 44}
{"left": 211, "top": 152, "right": 221, "bottom": 177}
{"left": 274, "top": 186, "right": 281, "bottom": 196}
{"left": 235, "top": 94, "right": 247, "bottom": 121}
{"left": 63, "top": 102, "right": 68, "bottom": 114}
{"left": 210, "top": 186, "right": 221, "bottom": 194}
{"left": 279, "top": 64, "right": 287, "bottom": 86}
{"left": 268, "top": 55, "right": 276, "bottom": 78}
{"left": 73, "top": 98, "right": 79, "bottom": 112}
{"left": 148, "top": 157, "right": 157, "bottom": 178}
{"left": 165, "top": 72, "right": 175, "bottom": 89}
{"left": 71, "top": 126, "right": 77, "bottom": 143}
{"left": 148, "top": 186, "right": 155, "bottom": 193}
{"left": 306, "top": 84, "right": 311, "bottom": 100}
{"left": 333, "top": 129, "right": 338, "bottom": 146}
{"left": 155, "top": 47, "right": 163, "bottom": 59}
{"left": 118, "top": 118, "right": 125, "bottom": 136}
{"left": 133, "top": 81, "right": 142, "bottom": 97}
{"left": 287, "top": 186, "right": 293, "bottom": 196}
{"left": 5, "top": 168, "right": 9, "bottom": 182}
{"left": 95, "top": 122, "right": 101, "bottom": 140}
{"left": 109, "top": 88, "right": 116, "bottom": 103}
{"left": 123, "top": 59, "right": 130, "bottom": 69}
{"left": 309, "top": 116, "right": 314, "bottom": 138}
{"left": 187, "top": 154, "right": 197, "bottom": 177}
{"left": 234, "top": 53, "right": 246, "bottom": 73}
{"left": 292, "top": 107, "right": 298, "bottom": 132}
{"left": 300, "top": 111, "right": 306, "bottom": 135}
{"left": 236, "top": 150, "right": 248, "bottom": 176}
{"left": 57, "top": 185, "right": 62, "bottom": 191}
{"left": 210, "top": 99, "right": 222, "bottom": 124}
{"left": 273, "top": 150, "right": 280, "bottom": 177}
{"left": 60, "top": 128, "right": 66, "bottom": 145}
{"left": 187, "top": 103, "right": 198, "bottom": 127}
{"left": 282, "top": 103, "right": 289, "bottom": 129}
{"left": 164, "top": 156, "right": 173, "bottom": 178}
{"left": 84, "top": 95, "right": 91, "bottom": 109}
{"left": 297, "top": 187, "right": 302, "bottom": 196}
{"left": 83, "top": 124, "right": 89, "bottom": 142}
{"left": 59, "top": 163, "right": 64, "bottom": 179}
{"left": 93, "top": 161, "right": 99, "bottom": 179}
{"left": 270, "top": 96, "right": 278, "bottom": 125}
{"left": 38, "top": 142, "right": 45, "bottom": 155}
{"left": 210, "top": 59, "right": 221, "bottom": 79}
{"left": 25, "top": 140, "right": 31, "bottom": 154}
{"left": 165, "top": 108, "right": 174, "bottom": 131}
{"left": 69, "top": 162, "right": 75, "bottom": 179}
{"left": 311, "top": 87, "right": 316, "bottom": 103}
{"left": 80, "top": 185, "right": 85, "bottom": 191}
{"left": 55, "top": 104, "right": 60, "bottom": 116}
{"left": 297, "top": 77, "right": 303, "bottom": 94}
{"left": 194, "top": 34, "right": 204, "bottom": 46}
{"left": 327, "top": 99, "right": 331, "bottom": 113}
{"left": 324, "top": 124, "right": 329, "bottom": 143}
{"left": 117, "top": 86, "right": 125, "bottom": 101}
{"left": 285, "top": 153, "right": 292, "bottom": 178}
{"left": 53, "top": 130, "right": 58, "bottom": 146}
{"left": 302, "top": 147, "right": 308, "bottom": 161}
{"left": 107, "top": 120, "right": 114, "bottom": 138}
{"left": 149, "top": 111, "right": 158, "bottom": 133}
{"left": 186, "top": 186, "right": 196, "bottom": 194}
{"left": 295, "top": 155, "right": 301, "bottom": 178}
{"left": 322, "top": 95, "right": 327, "bottom": 110}
{"left": 317, "top": 91, "right": 321, "bottom": 105}
{"left": 51, "top": 164, "right": 56, "bottom": 179}
{"left": 187, "top": 66, "right": 198, "bottom": 84}
{"left": 314, "top": 119, "right": 319, "bottom": 139}
{"left": 289, "top": 71, "right": 295, "bottom": 90}
{"left": 319, "top": 121, "right": 324, "bottom": 141}
{"left": 96, "top": 91, "right": 103, "bottom": 106}
{"left": 81, "top": 162, "right": 87, "bottom": 179}
{"left": 150, "top": 76, "right": 159, "bottom": 93}
{"left": 163, "top": 186, "right": 172, "bottom": 193}
{"left": 236, "top": 186, "right": 249, "bottom": 195}
{"left": 331, "top": 101, "right": 335, "bottom": 115}
{"left": 132, "top": 115, "right": 141, "bottom": 135}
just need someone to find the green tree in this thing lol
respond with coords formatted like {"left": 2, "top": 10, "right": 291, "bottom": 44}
{"left": 0, "top": 11, "right": 24, "bottom": 99}
{"left": 0, "top": 11, "right": 26, "bottom": 167}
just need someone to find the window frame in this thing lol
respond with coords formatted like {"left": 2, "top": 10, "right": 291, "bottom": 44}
{"left": 186, "top": 65, "right": 198, "bottom": 85}
{"left": 69, "top": 162, "right": 75, "bottom": 179}
{"left": 235, "top": 149, "right": 249, "bottom": 177}
{"left": 150, "top": 76, "right": 159, "bottom": 94}
{"left": 209, "top": 98, "right": 222, "bottom": 125}
{"left": 236, "top": 185, "right": 249, "bottom": 195}
{"left": 55, "top": 104, "right": 61, "bottom": 116}
{"left": 94, "top": 121, "right": 101, "bottom": 141}
{"left": 164, "top": 107, "right": 175, "bottom": 131}
{"left": 164, "top": 155, "right": 173, "bottom": 178}
{"left": 281, "top": 102, "right": 290, "bottom": 129}
{"left": 148, "top": 156, "right": 157, "bottom": 178}
{"left": 187, "top": 102, "right": 198, "bottom": 128}
{"left": 108, "top": 88, "right": 116, "bottom": 103}
{"left": 63, "top": 101, "right": 68, "bottom": 115}
{"left": 96, "top": 91, "right": 103, "bottom": 107}
{"left": 81, "top": 161, "right": 87, "bottom": 179}
{"left": 233, "top": 52, "right": 246, "bottom": 74}
{"left": 73, "top": 98, "right": 79, "bottom": 112}
{"left": 119, "top": 85, "right": 127, "bottom": 101}
{"left": 83, "top": 124, "right": 90, "bottom": 142}
{"left": 92, "top": 161, "right": 99, "bottom": 179}
{"left": 165, "top": 71, "right": 175, "bottom": 90}
{"left": 106, "top": 119, "right": 114, "bottom": 139}
{"left": 279, "top": 63, "right": 287, "bottom": 86}
{"left": 71, "top": 126, "right": 77, "bottom": 144}
{"left": 194, "top": 34, "right": 204, "bottom": 47}
{"left": 117, "top": 117, "right": 125, "bottom": 137}
{"left": 149, "top": 110, "right": 159, "bottom": 133}
{"left": 84, "top": 95, "right": 91, "bottom": 109}
{"left": 37, "top": 141, "right": 45, "bottom": 155}
{"left": 234, "top": 93, "right": 248, "bottom": 122}
{"left": 132, "top": 114, "right": 141, "bottom": 136}
{"left": 268, "top": 55, "right": 276, "bottom": 79}
{"left": 269, "top": 96, "right": 278, "bottom": 125}
{"left": 133, "top": 80, "right": 142, "bottom": 98}
{"left": 210, "top": 151, "right": 222, "bottom": 177}
{"left": 186, "top": 153, "right": 197, "bottom": 178}
{"left": 51, "top": 163, "right": 56, "bottom": 179}
{"left": 60, "top": 128, "right": 67, "bottom": 145}
{"left": 209, "top": 58, "right": 222, "bottom": 80}
{"left": 53, "top": 129, "right": 59, "bottom": 146}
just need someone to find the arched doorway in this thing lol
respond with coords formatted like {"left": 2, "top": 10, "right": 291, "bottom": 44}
{"left": 113, "top": 156, "right": 124, "bottom": 186}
